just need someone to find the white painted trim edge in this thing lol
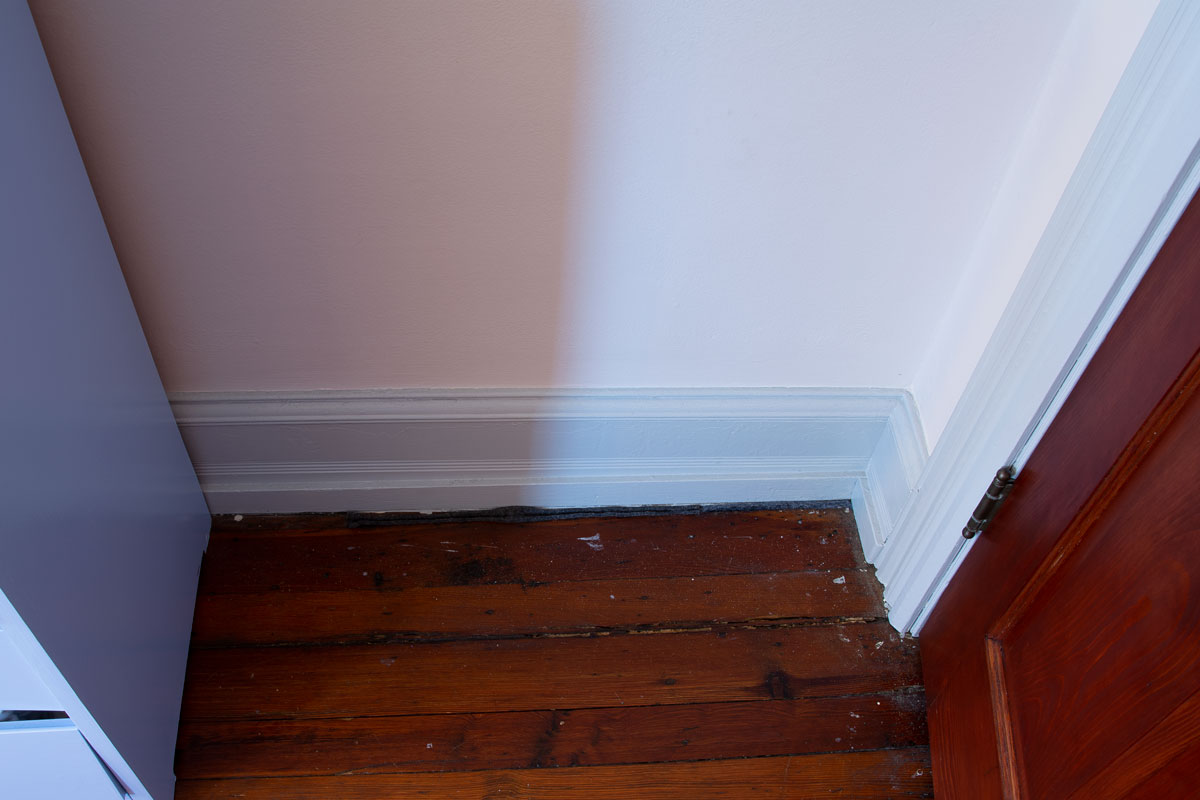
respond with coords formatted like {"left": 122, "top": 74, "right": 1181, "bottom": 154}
{"left": 0, "top": 588, "right": 146, "bottom": 798}
{"left": 875, "top": 0, "right": 1200, "bottom": 633}
{"left": 169, "top": 387, "right": 911, "bottom": 422}
{"left": 171, "top": 387, "right": 926, "bottom": 561}
{"left": 856, "top": 392, "right": 929, "bottom": 562}
{"left": 1010, "top": 151, "right": 1200, "bottom": 474}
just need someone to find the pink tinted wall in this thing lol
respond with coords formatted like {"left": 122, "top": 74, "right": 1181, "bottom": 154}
{"left": 31, "top": 1, "right": 580, "bottom": 390}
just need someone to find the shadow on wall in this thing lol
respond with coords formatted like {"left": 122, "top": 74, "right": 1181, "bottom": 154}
{"left": 29, "top": 0, "right": 581, "bottom": 392}
{"left": 31, "top": 0, "right": 586, "bottom": 507}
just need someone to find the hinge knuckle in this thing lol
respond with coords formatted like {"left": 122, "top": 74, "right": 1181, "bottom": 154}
{"left": 962, "top": 466, "right": 1017, "bottom": 539}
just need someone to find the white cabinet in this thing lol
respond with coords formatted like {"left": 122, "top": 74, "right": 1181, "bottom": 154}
{"left": 0, "top": 629, "right": 60, "bottom": 712}
{"left": 0, "top": 720, "right": 124, "bottom": 800}
{"left": 1, "top": 620, "right": 126, "bottom": 798}
{"left": 1, "top": 5, "right": 210, "bottom": 799}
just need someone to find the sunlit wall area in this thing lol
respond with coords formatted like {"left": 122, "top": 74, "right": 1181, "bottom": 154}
{"left": 555, "top": 0, "right": 1155, "bottom": 449}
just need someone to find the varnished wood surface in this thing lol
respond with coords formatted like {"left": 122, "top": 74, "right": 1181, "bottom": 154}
{"left": 920, "top": 188, "right": 1200, "bottom": 797}
{"left": 191, "top": 570, "right": 882, "bottom": 645}
{"left": 198, "top": 508, "right": 864, "bottom": 594}
{"left": 1119, "top": 735, "right": 1200, "bottom": 800}
{"left": 182, "top": 622, "right": 918, "bottom": 720}
{"left": 176, "top": 750, "right": 933, "bottom": 799}
{"left": 177, "top": 692, "right": 928, "bottom": 777}
{"left": 1068, "top": 686, "right": 1200, "bottom": 800}
{"left": 177, "top": 506, "right": 930, "bottom": 798}
{"left": 1003, "top": 381, "right": 1200, "bottom": 798}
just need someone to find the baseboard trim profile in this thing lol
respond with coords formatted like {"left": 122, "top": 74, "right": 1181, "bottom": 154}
{"left": 171, "top": 388, "right": 926, "bottom": 561}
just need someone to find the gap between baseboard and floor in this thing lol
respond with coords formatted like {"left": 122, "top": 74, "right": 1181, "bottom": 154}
{"left": 169, "top": 388, "right": 927, "bottom": 563}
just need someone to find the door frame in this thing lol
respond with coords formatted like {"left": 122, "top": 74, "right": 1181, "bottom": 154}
{"left": 875, "top": 0, "right": 1200, "bottom": 633}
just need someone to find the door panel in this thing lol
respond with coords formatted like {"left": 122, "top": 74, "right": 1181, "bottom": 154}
{"left": 1117, "top": 726, "right": 1200, "bottom": 800}
{"left": 999, "top": 370, "right": 1200, "bottom": 798}
{"left": 1071, "top": 685, "right": 1200, "bottom": 799}
{"left": 921, "top": 187, "right": 1200, "bottom": 797}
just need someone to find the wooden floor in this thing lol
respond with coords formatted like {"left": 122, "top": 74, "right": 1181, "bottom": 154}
{"left": 175, "top": 504, "right": 932, "bottom": 798}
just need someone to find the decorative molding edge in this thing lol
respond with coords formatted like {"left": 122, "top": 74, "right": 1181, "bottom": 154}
{"left": 169, "top": 387, "right": 909, "bottom": 423}
{"left": 170, "top": 388, "right": 926, "bottom": 560}
{"left": 874, "top": 0, "right": 1200, "bottom": 633}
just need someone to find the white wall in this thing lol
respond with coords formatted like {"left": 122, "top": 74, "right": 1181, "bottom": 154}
{"left": 558, "top": 1, "right": 1075, "bottom": 401}
{"left": 911, "top": 0, "right": 1161, "bottom": 445}
{"left": 27, "top": 1, "right": 1146, "bottom": 439}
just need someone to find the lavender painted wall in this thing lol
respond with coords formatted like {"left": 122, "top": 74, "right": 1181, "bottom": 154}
{"left": 0, "top": 4, "right": 210, "bottom": 798}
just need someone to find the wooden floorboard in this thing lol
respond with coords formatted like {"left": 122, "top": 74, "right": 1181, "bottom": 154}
{"left": 177, "top": 692, "right": 927, "bottom": 778}
{"left": 197, "top": 508, "right": 863, "bottom": 594}
{"left": 177, "top": 505, "right": 932, "bottom": 797}
{"left": 182, "top": 622, "right": 919, "bottom": 720}
{"left": 191, "top": 570, "right": 883, "bottom": 645}
{"left": 176, "top": 750, "right": 933, "bottom": 799}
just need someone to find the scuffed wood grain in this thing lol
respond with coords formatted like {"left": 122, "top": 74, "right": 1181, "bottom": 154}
{"left": 181, "top": 622, "right": 920, "bottom": 720}
{"left": 191, "top": 570, "right": 882, "bottom": 645}
{"left": 176, "top": 692, "right": 927, "bottom": 778}
{"left": 198, "top": 508, "right": 864, "bottom": 594}
{"left": 175, "top": 749, "right": 934, "bottom": 799}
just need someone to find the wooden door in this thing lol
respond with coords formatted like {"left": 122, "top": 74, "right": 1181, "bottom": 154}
{"left": 920, "top": 187, "right": 1200, "bottom": 798}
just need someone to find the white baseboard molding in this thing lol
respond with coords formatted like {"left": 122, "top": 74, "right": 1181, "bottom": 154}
{"left": 874, "top": 0, "right": 1200, "bottom": 634}
{"left": 171, "top": 388, "right": 926, "bottom": 561}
